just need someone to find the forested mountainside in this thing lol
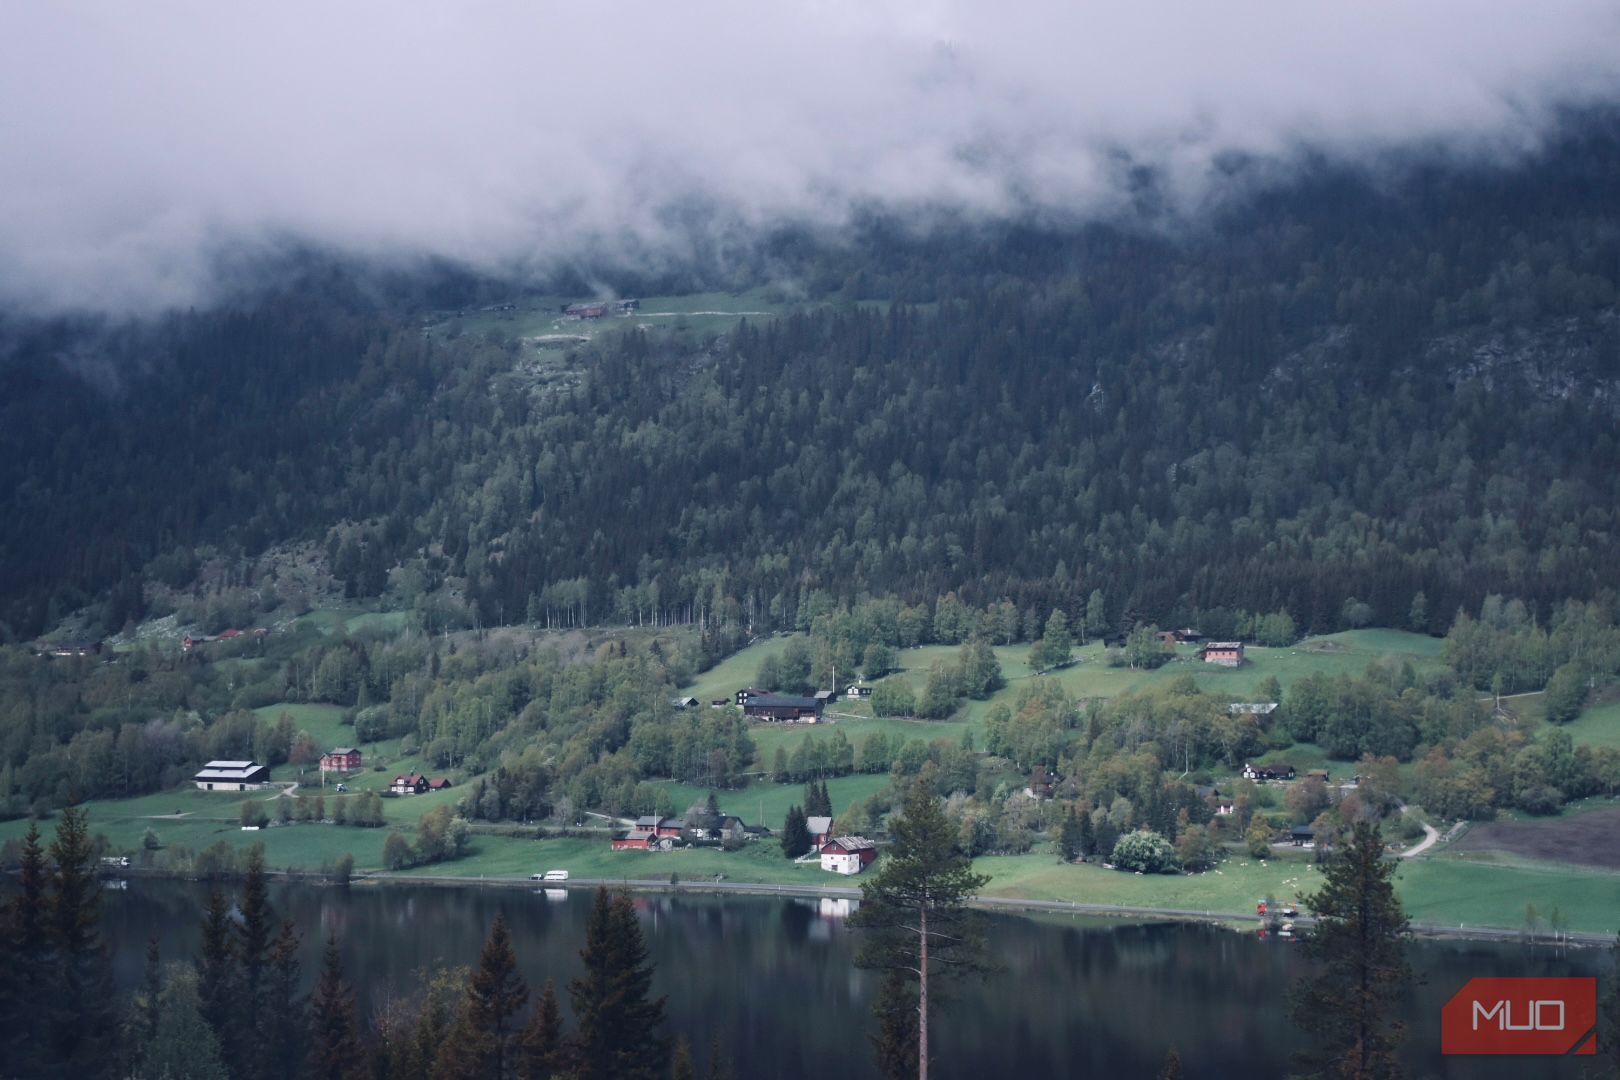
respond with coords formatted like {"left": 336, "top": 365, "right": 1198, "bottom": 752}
{"left": 2, "top": 113, "right": 1618, "bottom": 644}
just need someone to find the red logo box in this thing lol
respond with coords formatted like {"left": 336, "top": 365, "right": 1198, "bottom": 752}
{"left": 1442, "top": 977, "right": 1596, "bottom": 1055}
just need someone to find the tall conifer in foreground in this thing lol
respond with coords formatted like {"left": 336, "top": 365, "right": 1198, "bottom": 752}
{"left": 0, "top": 820, "right": 50, "bottom": 1073}
{"left": 46, "top": 804, "right": 115, "bottom": 1077}
{"left": 851, "top": 775, "right": 990, "bottom": 1080}
{"left": 305, "top": 935, "right": 366, "bottom": 1080}
{"left": 519, "top": 978, "right": 567, "bottom": 1079}
{"left": 1290, "top": 821, "right": 1411, "bottom": 1080}
{"left": 569, "top": 888, "right": 668, "bottom": 1080}
{"left": 442, "top": 913, "right": 530, "bottom": 1079}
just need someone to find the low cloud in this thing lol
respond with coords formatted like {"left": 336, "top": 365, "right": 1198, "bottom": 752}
{"left": 2, "top": 1, "right": 1618, "bottom": 312}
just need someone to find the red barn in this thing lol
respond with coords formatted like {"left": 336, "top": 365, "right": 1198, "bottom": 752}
{"left": 611, "top": 829, "right": 656, "bottom": 850}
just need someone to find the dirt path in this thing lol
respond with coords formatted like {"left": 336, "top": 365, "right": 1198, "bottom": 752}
{"left": 1398, "top": 802, "right": 1442, "bottom": 858}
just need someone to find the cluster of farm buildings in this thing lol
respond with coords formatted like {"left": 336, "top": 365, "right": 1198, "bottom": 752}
{"left": 191, "top": 747, "right": 450, "bottom": 796}
{"left": 609, "top": 812, "right": 878, "bottom": 875}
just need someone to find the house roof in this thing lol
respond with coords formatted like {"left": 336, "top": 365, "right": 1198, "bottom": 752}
{"left": 1228, "top": 703, "right": 1279, "bottom": 715}
{"left": 744, "top": 693, "right": 822, "bottom": 709}
{"left": 1203, "top": 641, "right": 1244, "bottom": 650}
{"left": 635, "top": 815, "right": 663, "bottom": 828}
{"left": 806, "top": 816, "right": 832, "bottom": 835}
{"left": 393, "top": 772, "right": 427, "bottom": 784}
{"left": 823, "top": 836, "right": 875, "bottom": 853}
{"left": 1291, "top": 825, "right": 1315, "bottom": 837}
{"left": 615, "top": 829, "right": 657, "bottom": 842}
{"left": 195, "top": 762, "right": 268, "bottom": 781}
{"left": 326, "top": 747, "right": 358, "bottom": 756}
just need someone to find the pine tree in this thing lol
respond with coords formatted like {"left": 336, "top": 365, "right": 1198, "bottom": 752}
{"left": 851, "top": 777, "right": 990, "bottom": 1080}
{"left": 1290, "top": 821, "right": 1411, "bottom": 1079}
{"left": 46, "top": 804, "right": 115, "bottom": 1076}
{"left": 869, "top": 968, "right": 920, "bottom": 1080}
{"left": 305, "top": 936, "right": 366, "bottom": 1080}
{"left": 772, "top": 747, "right": 790, "bottom": 783}
{"left": 782, "top": 805, "right": 812, "bottom": 858}
{"left": 1059, "top": 805, "right": 1082, "bottom": 862}
{"left": 1077, "top": 810, "right": 1095, "bottom": 858}
{"left": 140, "top": 936, "right": 164, "bottom": 1048}
{"left": 569, "top": 888, "right": 669, "bottom": 1080}
{"left": 196, "top": 888, "right": 235, "bottom": 1053}
{"left": 519, "top": 978, "right": 567, "bottom": 1080}
{"left": 264, "top": 920, "right": 305, "bottom": 1078}
{"left": 1158, "top": 1046, "right": 1183, "bottom": 1080}
{"left": 452, "top": 913, "right": 530, "bottom": 1079}
{"left": 0, "top": 820, "right": 50, "bottom": 1072}
{"left": 236, "top": 845, "right": 274, "bottom": 1070}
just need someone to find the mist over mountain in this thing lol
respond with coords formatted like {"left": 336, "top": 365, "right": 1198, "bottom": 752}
{"left": 1, "top": 102, "right": 1617, "bottom": 645}
{"left": 2, "top": 2, "right": 1619, "bottom": 314}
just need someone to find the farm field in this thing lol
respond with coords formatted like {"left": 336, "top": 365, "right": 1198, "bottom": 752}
{"left": 1449, "top": 803, "right": 1620, "bottom": 869}
{"left": 397, "top": 832, "right": 830, "bottom": 886}
{"left": 649, "top": 772, "right": 893, "bottom": 828}
{"left": 1395, "top": 854, "right": 1620, "bottom": 935}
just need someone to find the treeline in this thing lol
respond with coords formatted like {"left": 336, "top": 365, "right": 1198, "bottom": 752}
{"left": 0, "top": 818, "right": 689, "bottom": 1080}
{"left": 4, "top": 114, "right": 1620, "bottom": 648}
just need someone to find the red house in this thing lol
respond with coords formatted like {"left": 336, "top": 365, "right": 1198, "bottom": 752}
{"left": 320, "top": 747, "right": 362, "bottom": 772}
{"left": 611, "top": 829, "right": 656, "bottom": 850}
{"left": 427, "top": 777, "right": 453, "bottom": 791}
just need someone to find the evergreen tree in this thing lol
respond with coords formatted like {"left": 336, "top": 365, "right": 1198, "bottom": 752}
{"left": 869, "top": 967, "right": 920, "bottom": 1080}
{"left": 518, "top": 978, "right": 567, "bottom": 1080}
{"left": 264, "top": 920, "right": 306, "bottom": 1078}
{"left": 1085, "top": 590, "right": 1107, "bottom": 643}
{"left": 772, "top": 747, "right": 790, "bottom": 783}
{"left": 305, "top": 936, "right": 366, "bottom": 1080}
{"left": 1059, "top": 805, "right": 1082, "bottom": 862}
{"left": 46, "top": 805, "right": 115, "bottom": 1077}
{"left": 851, "top": 777, "right": 991, "bottom": 1080}
{"left": 0, "top": 820, "right": 50, "bottom": 1073}
{"left": 236, "top": 845, "right": 274, "bottom": 1069}
{"left": 196, "top": 888, "right": 236, "bottom": 1052}
{"left": 1290, "top": 821, "right": 1411, "bottom": 1080}
{"left": 140, "top": 936, "right": 163, "bottom": 1050}
{"left": 1077, "top": 811, "right": 1095, "bottom": 859}
{"left": 450, "top": 913, "right": 530, "bottom": 1079}
{"left": 782, "top": 805, "right": 812, "bottom": 858}
{"left": 569, "top": 888, "right": 669, "bottom": 1080}
{"left": 1158, "top": 1046, "right": 1183, "bottom": 1080}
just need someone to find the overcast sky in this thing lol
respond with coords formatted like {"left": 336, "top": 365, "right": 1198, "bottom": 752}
{"left": 2, "top": 2, "right": 1618, "bottom": 313}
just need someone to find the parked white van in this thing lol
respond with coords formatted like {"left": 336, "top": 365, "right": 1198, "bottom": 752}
{"left": 531, "top": 869, "right": 570, "bottom": 882}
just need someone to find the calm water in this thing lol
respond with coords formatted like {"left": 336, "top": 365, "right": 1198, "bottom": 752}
{"left": 95, "top": 880, "right": 1607, "bottom": 1080}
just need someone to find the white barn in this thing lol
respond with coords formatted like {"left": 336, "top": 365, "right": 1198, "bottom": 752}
{"left": 194, "top": 760, "right": 270, "bottom": 791}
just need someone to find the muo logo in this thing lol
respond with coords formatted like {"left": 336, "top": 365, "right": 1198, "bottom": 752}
{"left": 1442, "top": 977, "right": 1596, "bottom": 1055}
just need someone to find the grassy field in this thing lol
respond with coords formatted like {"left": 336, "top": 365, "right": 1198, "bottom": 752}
{"left": 398, "top": 832, "right": 831, "bottom": 885}
{"left": 977, "top": 846, "right": 1323, "bottom": 911}
{"left": 650, "top": 772, "right": 893, "bottom": 827}
{"left": 1396, "top": 854, "right": 1620, "bottom": 935}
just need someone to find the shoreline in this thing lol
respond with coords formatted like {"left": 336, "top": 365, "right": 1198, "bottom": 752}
{"left": 112, "top": 866, "right": 1610, "bottom": 948}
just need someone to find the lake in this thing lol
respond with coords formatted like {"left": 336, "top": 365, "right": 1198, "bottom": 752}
{"left": 98, "top": 880, "right": 1608, "bottom": 1079}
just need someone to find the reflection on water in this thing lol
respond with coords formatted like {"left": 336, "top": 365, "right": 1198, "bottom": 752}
{"left": 93, "top": 881, "right": 1603, "bottom": 1079}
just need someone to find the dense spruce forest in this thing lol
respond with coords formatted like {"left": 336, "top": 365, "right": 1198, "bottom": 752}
{"left": 1, "top": 113, "right": 1618, "bottom": 649}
